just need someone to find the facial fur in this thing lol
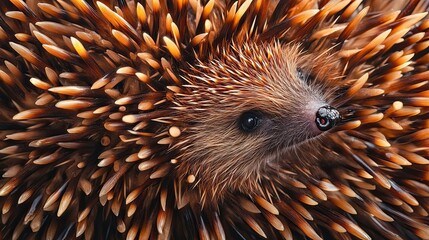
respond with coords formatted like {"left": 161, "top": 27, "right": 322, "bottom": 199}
{"left": 173, "top": 42, "right": 341, "bottom": 200}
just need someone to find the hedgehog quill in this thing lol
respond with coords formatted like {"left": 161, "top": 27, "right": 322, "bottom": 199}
{"left": 1, "top": 0, "right": 429, "bottom": 239}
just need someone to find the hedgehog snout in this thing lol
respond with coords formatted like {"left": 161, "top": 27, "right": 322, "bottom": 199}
{"left": 315, "top": 105, "right": 340, "bottom": 131}
{"left": 302, "top": 101, "right": 340, "bottom": 134}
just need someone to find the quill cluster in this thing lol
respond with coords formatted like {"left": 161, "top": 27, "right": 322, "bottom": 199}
{"left": 0, "top": 0, "right": 429, "bottom": 239}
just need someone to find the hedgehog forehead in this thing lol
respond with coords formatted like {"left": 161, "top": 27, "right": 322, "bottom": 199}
{"left": 185, "top": 42, "right": 302, "bottom": 83}
{"left": 180, "top": 42, "right": 314, "bottom": 112}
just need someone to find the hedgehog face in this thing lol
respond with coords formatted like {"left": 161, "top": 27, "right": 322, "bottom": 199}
{"left": 174, "top": 43, "right": 341, "bottom": 199}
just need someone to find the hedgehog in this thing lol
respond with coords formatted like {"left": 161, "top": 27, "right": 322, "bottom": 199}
{"left": 1, "top": 0, "right": 429, "bottom": 239}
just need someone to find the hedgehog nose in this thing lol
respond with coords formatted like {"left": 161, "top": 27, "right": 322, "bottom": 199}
{"left": 315, "top": 106, "right": 341, "bottom": 131}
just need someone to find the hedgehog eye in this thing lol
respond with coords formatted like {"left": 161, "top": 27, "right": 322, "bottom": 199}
{"left": 239, "top": 111, "right": 260, "bottom": 132}
{"left": 297, "top": 68, "right": 306, "bottom": 81}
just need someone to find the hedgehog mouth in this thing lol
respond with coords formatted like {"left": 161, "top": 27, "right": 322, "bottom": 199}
{"left": 265, "top": 132, "right": 324, "bottom": 160}
{"left": 286, "top": 133, "right": 325, "bottom": 151}
{"left": 264, "top": 133, "right": 328, "bottom": 170}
